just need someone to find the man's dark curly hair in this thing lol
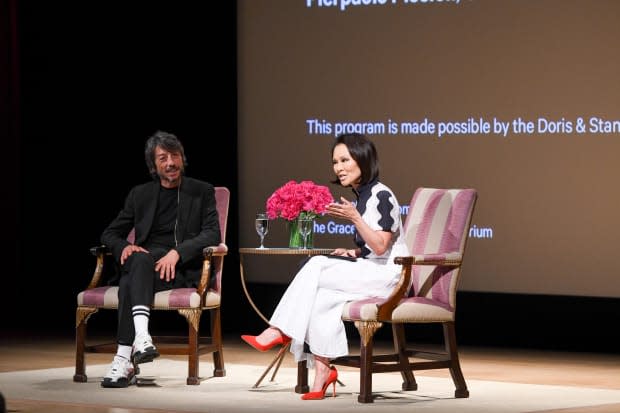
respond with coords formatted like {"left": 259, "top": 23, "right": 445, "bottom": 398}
{"left": 144, "top": 130, "right": 188, "bottom": 178}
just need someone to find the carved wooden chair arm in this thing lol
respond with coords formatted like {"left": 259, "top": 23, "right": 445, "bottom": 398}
{"left": 197, "top": 243, "right": 228, "bottom": 296}
{"left": 89, "top": 245, "right": 110, "bottom": 256}
{"left": 203, "top": 244, "right": 229, "bottom": 257}
{"left": 410, "top": 252, "right": 462, "bottom": 266}
{"left": 85, "top": 245, "right": 110, "bottom": 290}
{"left": 375, "top": 252, "right": 463, "bottom": 321}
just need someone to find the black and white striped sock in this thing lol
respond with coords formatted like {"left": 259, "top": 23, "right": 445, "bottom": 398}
{"left": 132, "top": 305, "right": 150, "bottom": 337}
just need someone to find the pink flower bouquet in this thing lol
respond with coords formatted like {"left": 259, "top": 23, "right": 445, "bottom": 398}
{"left": 266, "top": 180, "right": 334, "bottom": 221}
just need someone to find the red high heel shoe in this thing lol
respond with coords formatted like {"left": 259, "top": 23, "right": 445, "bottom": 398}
{"left": 301, "top": 366, "right": 338, "bottom": 400}
{"left": 240, "top": 333, "right": 291, "bottom": 352}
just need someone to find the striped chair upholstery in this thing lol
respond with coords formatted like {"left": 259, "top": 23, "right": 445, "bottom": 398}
{"left": 323, "top": 188, "right": 477, "bottom": 403}
{"left": 77, "top": 285, "right": 220, "bottom": 309}
{"left": 74, "top": 187, "right": 230, "bottom": 386}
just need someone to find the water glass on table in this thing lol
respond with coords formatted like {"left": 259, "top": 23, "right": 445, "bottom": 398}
{"left": 298, "top": 216, "right": 313, "bottom": 250}
{"left": 255, "top": 213, "right": 269, "bottom": 249}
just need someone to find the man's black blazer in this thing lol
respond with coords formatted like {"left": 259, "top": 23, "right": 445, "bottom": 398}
{"left": 101, "top": 177, "right": 221, "bottom": 285}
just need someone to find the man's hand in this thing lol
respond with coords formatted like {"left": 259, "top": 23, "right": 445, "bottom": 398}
{"left": 155, "top": 249, "right": 180, "bottom": 282}
{"left": 120, "top": 244, "right": 149, "bottom": 265}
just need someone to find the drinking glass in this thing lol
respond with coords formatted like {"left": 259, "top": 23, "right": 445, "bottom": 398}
{"left": 255, "top": 213, "right": 269, "bottom": 249}
{"left": 298, "top": 216, "right": 314, "bottom": 250}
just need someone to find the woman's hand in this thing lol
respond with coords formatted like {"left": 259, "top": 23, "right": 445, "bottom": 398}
{"left": 328, "top": 197, "right": 393, "bottom": 256}
{"left": 331, "top": 248, "right": 358, "bottom": 257}
{"left": 326, "top": 197, "right": 362, "bottom": 224}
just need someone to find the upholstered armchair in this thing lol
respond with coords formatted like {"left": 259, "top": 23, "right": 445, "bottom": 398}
{"left": 297, "top": 187, "right": 477, "bottom": 403}
{"left": 74, "top": 186, "right": 230, "bottom": 385}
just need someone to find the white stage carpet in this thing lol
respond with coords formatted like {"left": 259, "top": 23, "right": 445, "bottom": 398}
{"left": 2, "top": 359, "right": 620, "bottom": 413}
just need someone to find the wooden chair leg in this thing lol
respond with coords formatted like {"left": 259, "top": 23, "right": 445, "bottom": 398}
{"left": 392, "top": 323, "right": 417, "bottom": 391}
{"left": 443, "top": 322, "right": 469, "bottom": 398}
{"left": 74, "top": 318, "right": 88, "bottom": 382}
{"left": 210, "top": 308, "right": 225, "bottom": 377}
{"left": 182, "top": 309, "right": 201, "bottom": 385}
{"left": 296, "top": 360, "right": 309, "bottom": 394}
{"left": 355, "top": 321, "right": 381, "bottom": 403}
{"left": 74, "top": 307, "right": 97, "bottom": 383}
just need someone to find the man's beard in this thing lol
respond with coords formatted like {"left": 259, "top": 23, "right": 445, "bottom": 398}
{"left": 159, "top": 167, "right": 183, "bottom": 185}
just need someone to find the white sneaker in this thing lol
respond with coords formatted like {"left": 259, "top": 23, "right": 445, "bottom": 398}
{"left": 132, "top": 332, "right": 159, "bottom": 364}
{"left": 101, "top": 355, "right": 136, "bottom": 388}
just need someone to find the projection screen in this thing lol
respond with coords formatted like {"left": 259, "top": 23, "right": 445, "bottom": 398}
{"left": 237, "top": 0, "right": 620, "bottom": 298}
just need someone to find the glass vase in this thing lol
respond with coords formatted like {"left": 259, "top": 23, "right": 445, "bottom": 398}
{"left": 288, "top": 218, "right": 314, "bottom": 248}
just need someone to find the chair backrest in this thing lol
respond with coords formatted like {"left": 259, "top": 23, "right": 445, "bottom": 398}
{"left": 212, "top": 186, "right": 230, "bottom": 293}
{"left": 214, "top": 187, "right": 230, "bottom": 244}
{"left": 402, "top": 188, "right": 477, "bottom": 309}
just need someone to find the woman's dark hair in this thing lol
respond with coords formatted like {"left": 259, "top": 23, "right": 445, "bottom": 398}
{"left": 330, "top": 133, "right": 379, "bottom": 186}
{"left": 144, "top": 130, "right": 188, "bottom": 178}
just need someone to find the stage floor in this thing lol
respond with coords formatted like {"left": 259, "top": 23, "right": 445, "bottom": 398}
{"left": 1, "top": 333, "right": 619, "bottom": 413}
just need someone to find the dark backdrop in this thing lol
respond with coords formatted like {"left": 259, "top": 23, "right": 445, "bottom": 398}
{"left": 3, "top": 2, "right": 618, "bottom": 354}
{"left": 4, "top": 2, "right": 242, "bottom": 337}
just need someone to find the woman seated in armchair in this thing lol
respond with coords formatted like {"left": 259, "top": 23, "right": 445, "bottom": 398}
{"left": 242, "top": 133, "right": 408, "bottom": 400}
